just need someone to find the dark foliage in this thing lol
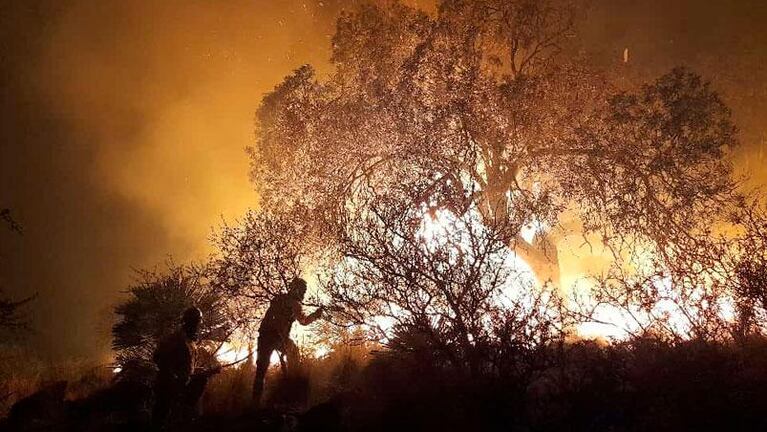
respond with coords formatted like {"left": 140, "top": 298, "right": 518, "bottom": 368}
{"left": 211, "top": 206, "right": 314, "bottom": 335}
{"left": 0, "top": 291, "right": 33, "bottom": 338}
{"left": 330, "top": 336, "right": 767, "bottom": 432}
{"left": 0, "top": 207, "right": 31, "bottom": 340}
{"left": 0, "top": 208, "right": 22, "bottom": 234}
{"left": 111, "top": 263, "right": 232, "bottom": 375}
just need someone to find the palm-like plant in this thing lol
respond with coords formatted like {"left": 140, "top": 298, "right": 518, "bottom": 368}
{"left": 112, "top": 263, "right": 232, "bottom": 380}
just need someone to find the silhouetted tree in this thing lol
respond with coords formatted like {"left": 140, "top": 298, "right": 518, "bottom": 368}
{"left": 0, "top": 208, "right": 30, "bottom": 340}
{"left": 251, "top": 0, "right": 739, "bottom": 289}
{"left": 320, "top": 177, "right": 571, "bottom": 375}
{"left": 0, "top": 209, "right": 22, "bottom": 234}
{"left": 0, "top": 290, "right": 33, "bottom": 339}
{"left": 731, "top": 201, "right": 767, "bottom": 337}
{"left": 210, "top": 206, "right": 315, "bottom": 335}
{"left": 569, "top": 198, "right": 767, "bottom": 343}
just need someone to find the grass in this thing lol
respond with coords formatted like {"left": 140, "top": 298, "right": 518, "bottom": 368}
{"left": 5, "top": 336, "right": 767, "bottom": 430}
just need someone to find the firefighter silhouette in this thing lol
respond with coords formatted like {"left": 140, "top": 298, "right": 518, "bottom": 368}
{"left": 253, "top": 277, "right": 323, "bottom": 407}
{"left": 152, "top": 307, "right": 220, "bottom": 429}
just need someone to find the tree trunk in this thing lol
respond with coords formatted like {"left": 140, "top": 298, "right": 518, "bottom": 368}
{"left": 476, "top": 175, "right": 561, "bottom": 287}
{"left": 511, "top": 232, "right": 561, "bottom": 288}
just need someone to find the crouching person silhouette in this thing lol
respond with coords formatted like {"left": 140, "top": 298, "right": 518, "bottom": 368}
{"left": 151, "top": 306, "right": 220, "bottom": 430}
{"left": 252, "top": 277, "right": 323, "bottom": 408}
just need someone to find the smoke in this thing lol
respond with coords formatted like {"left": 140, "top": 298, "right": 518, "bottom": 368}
{"left": 0, "top": 0, "right": 343, "bottom": 360}
{"left": 0, "top": 0, "right": 764, "bottom": 360}
{"left": 579, "top": 0, "right": 767, "bottom": 184}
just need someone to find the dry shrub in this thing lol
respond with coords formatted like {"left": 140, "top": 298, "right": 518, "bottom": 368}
{"left": 0, "top": 346, "right": 112, "bottom": 416}
{"left": 201, "top": 360, "right": 256, "bottom": 416}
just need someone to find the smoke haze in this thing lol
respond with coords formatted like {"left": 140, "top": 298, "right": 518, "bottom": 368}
{"left": 0, "top": 0, "right": 764, "bottom": 360}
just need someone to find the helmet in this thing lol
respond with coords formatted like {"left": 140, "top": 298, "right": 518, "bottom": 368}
{"left": 182, "top": 306, "right": 202, "bottom": 327}
{"left": 288, "top": 277, "right": 307, "bottom": 298}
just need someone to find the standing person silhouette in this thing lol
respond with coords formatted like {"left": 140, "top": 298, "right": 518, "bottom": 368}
{"left": 252, "top": 277, "right": 323, "bottom": 408}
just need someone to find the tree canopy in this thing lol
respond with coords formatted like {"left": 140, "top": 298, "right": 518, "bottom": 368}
{"left": 213, "top": 0, "right": 761, "bottom": 360}
{"left": 251, "top": 0, "right": 738, "bottom": 288}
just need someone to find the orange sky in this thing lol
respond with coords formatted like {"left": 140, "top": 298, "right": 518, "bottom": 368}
{"left": 0, "top": 0, "right": 764, "bottom": 360}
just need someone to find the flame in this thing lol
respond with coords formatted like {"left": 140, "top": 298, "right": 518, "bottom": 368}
{"left": 215, "top": 210, "right": 741, "bottom": 360}
{"left": 215, "top": 335, "right": 330, "bottom": 367}
{"left": 215, "top": 342, "right": 252, "bottom": 365}
{"left": 417, "top": 207, "right": 720, "bottom": 341}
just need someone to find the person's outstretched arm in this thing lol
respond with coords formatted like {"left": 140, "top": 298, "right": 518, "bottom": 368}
{"left": 294, "top": 303, "right": 323, "bottom": 325}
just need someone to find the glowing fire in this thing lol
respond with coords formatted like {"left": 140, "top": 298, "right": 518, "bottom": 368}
{"left": 215, "top": 341, "right": 251, "bottom": 365}
{"left": 214, "top": 208, "right": 740, "bottom": 363}
{"left": 215, "top": 330, "right": 331, "bottom": 367}
{"left": 417, "top": 207, "right": 730, "bottom": 342}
